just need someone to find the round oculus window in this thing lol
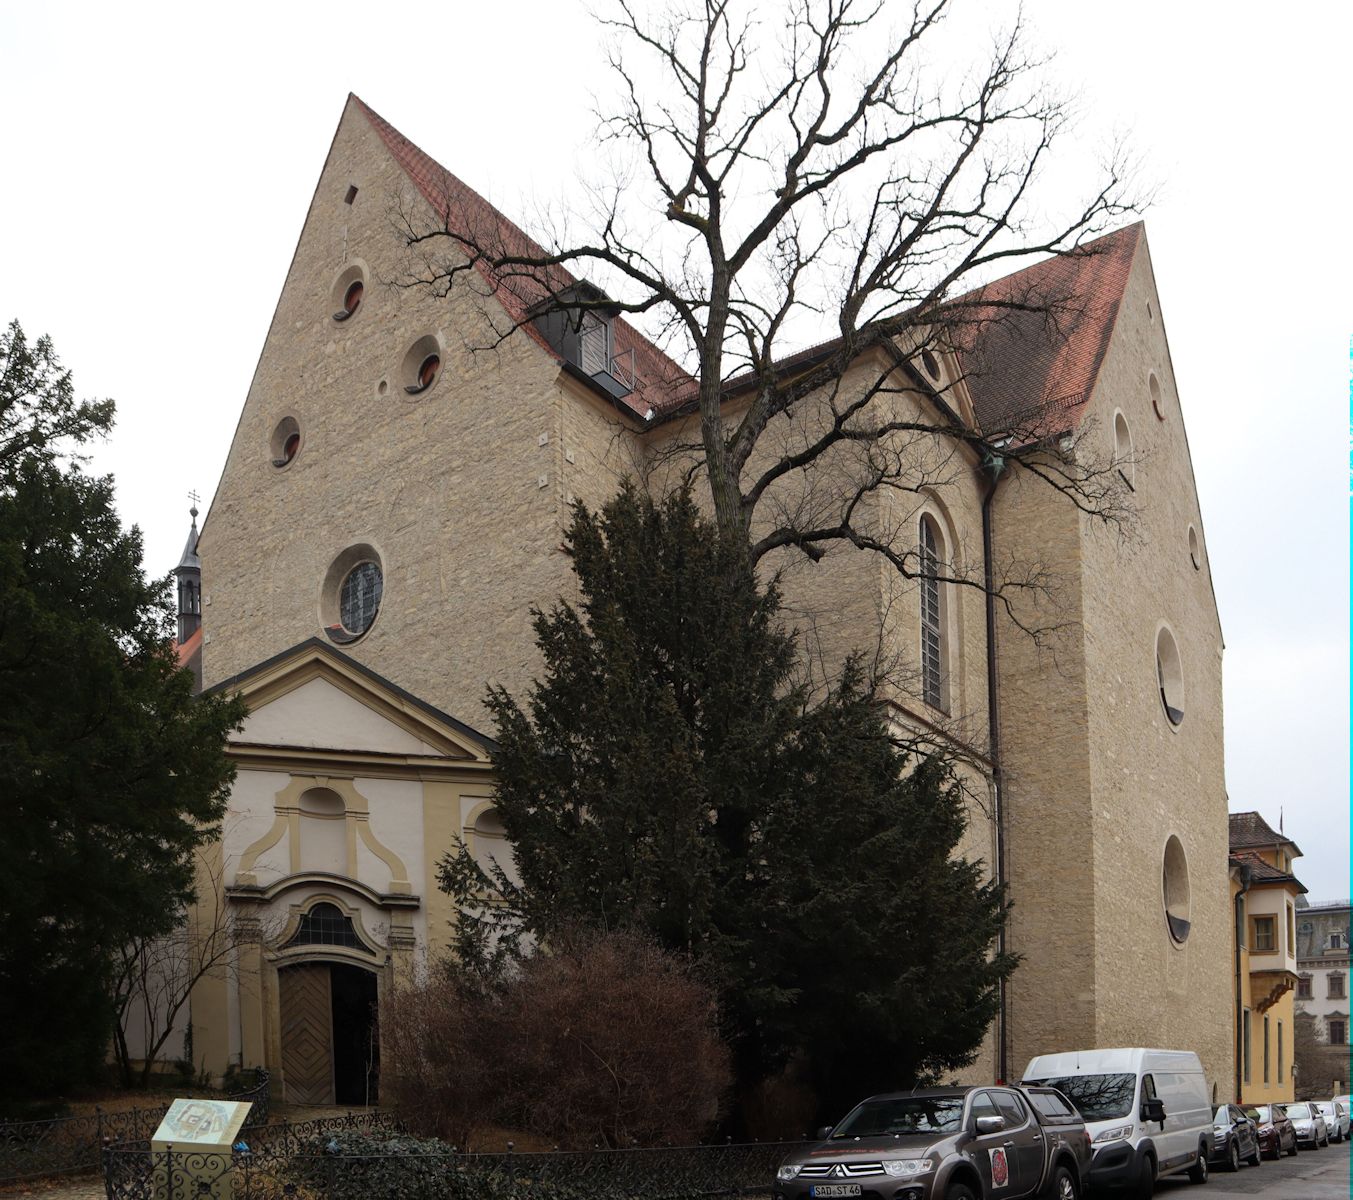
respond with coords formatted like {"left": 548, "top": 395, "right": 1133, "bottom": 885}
{"left": 340, "top": 561, "right": 383, "bottom": 637}
{"left": 330, "top": 262, "right": 369, "bottom": 323}
{"left": 1163, "top": 834, "right": 1191, "bottom": 944}
{"left": 343, "top": 280, "right": 364, "bottom": 316}
{"left": 921, "top": 349, "right": 941, "bottom": 380}
{"left": 1156, "top": 626, "right": 1184, "bottom": 727}
{"left": 270, "top": 416, "right": 301, "bottom": 468}
{"left": 418, "top": 354, "right": 441, "bottom": 389}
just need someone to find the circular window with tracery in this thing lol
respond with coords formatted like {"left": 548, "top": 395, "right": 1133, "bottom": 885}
{"left": 321, "top": 544, "right": 384, "bottom": 644}
{"left": 340, "top": 562, "right": 383, "bottom": 636}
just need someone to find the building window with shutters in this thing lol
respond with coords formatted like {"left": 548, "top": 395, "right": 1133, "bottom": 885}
{"left": 1252, "top": 915, "right": 1277, "bottom": 953}
{"left": 1330, "top": 1018, "right": 1347, "bottom": 1045}
{"left": 919, "top": 515, "right": 947, "bottom": 712}
{"left": 1329, "top": 973, "right": 1346, "bottom": 1000}
{"left": 1298, "top": 974, "right": 1313, "bottom": 999}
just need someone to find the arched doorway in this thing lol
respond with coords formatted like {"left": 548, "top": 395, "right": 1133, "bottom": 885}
{"left": 278, "top": 961, "right": 379, "bottom": 1105}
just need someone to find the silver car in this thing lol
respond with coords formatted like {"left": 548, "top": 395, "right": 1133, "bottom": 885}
{"left": 1313, "top": 1100, "right": 1350, "bottom": 1143}
{"left": 1283, "top": 1102, "right": 1329, "bottom": 1148}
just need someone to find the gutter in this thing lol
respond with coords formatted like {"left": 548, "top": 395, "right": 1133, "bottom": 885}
{"left": 980, "top": 446, "right": 1009, "bottom": 1082}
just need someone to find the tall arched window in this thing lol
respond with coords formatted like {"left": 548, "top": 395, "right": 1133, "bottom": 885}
{"left": 919, "top": 515, "right": 945, "bottom": 711}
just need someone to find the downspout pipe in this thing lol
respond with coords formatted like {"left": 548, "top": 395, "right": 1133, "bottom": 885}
{"left": 1234, "top": 864, "right": 1252, "bottom": 1102}
{"left": 980, "top": 447, "right": 1008, "bottom": 1083}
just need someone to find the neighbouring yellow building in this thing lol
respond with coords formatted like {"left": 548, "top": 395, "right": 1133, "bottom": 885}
{"left": 1229, "top": 812, "right": 1305, "bottom": 1104}
{"left": 127, "top": 95, "right": 1234, "bottom": 1107}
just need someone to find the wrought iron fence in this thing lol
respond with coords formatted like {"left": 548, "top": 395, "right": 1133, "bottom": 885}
{"left": 102, "top": 1132, "right": 810, "bottom": 1200}
{"left": 0, "top": 1067, "right": 270, "bottom": 1183}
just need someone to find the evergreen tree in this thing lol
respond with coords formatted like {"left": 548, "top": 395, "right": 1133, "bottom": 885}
{"left": 0, "top": 320, "right": 246, "bottom": 1106}
{"left": 441, "top": 484, "right": 1016, "bottom": 1116}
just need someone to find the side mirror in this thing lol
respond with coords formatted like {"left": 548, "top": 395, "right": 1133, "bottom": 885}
{"left": 975, "top": 1116, "right": 1006, "bottom": 1135}
{"left": 1142, "top": 1099, "right": 1166, "bottom": 1124}
{"left": 815, "top": 1126, "right": 833, "bottom": 1141}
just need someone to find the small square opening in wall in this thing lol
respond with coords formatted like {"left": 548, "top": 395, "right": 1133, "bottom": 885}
{"left": 344, "top": 185, "right": 358, "bottom": 205}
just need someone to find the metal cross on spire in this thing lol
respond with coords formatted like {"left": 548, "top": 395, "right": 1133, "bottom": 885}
{"left": 188, "top": 490, "right": 200, "bottom": 520}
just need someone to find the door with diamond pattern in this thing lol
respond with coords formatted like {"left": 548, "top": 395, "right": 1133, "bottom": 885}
{"left": 279, "top": 964, "right": 335, "bottom": 1104}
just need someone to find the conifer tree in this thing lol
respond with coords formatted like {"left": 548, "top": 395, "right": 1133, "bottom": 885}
{"left": 0, "top": 321, "right": 246, "bottom": 1105}
{"left": 440, "top": 484, "right": 1016, "bottom": 1116}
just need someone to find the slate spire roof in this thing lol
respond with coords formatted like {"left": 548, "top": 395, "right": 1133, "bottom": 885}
{"left": 176, "top": 503, "right": 201, "bottom": 573}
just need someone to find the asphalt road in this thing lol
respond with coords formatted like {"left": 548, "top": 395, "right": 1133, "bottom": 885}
{"left": 1154, "top": 1141, "right": 1351, "bottom": 1198}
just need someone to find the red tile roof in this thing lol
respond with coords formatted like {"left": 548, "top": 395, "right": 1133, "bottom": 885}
{"left": 1229, "top": 849, "right": 1307, "bottom": 892}
{"left": 353, "top": 96, "right": 691, "bottom": 420}
{"left": 948, "top": 223, "right": 1143, "bottom": 439}
{"left": 1229, "top": 811, "right": 1299, "bottom": 852}
{"left": 354, "top": 95, "right": 1140, "bottom": 438}
{"left": 174, "top": 626, "right": 202, "bottom": 669}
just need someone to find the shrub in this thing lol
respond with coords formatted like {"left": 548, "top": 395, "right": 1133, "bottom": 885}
{"left": 384, "top": 928, "right": 730, "bottom": 1147}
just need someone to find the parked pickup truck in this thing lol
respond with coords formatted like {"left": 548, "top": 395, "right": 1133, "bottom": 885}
{"left": 773, "top": 1085, "right": 1092, "bottom": 1200}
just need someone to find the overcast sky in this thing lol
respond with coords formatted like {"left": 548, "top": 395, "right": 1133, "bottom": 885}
{"left": 1, "top": 2, "right": 1348, "bottom": 899}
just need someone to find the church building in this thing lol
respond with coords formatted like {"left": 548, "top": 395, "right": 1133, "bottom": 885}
{"left": 158, "top": 95, "right": 1232, "bottom": 1107}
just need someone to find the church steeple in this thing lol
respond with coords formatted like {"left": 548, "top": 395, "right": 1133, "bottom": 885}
{"left": 172, "top": 498, "right": 202, "bottom": 645}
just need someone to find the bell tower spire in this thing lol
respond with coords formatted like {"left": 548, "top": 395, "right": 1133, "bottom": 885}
{"left": 172, "top": 495, "right": 202, "bottom": 644}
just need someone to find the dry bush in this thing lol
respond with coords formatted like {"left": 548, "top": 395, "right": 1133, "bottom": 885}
{"left": 384, "top": 927, "right": 730, "bottom": 1147}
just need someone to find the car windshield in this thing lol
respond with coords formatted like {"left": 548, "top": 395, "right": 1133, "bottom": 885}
{"left": 1286, "top": 1104, "right": 1311, "bottom": 1118}
{"left": 1244, "top": 1107, "right": 1267, "bottom": 1122}
{"left": 1026, "top": 1074, "right": 1136, "bottom": 1121}
{"left": 831, "top": 1097, "right": 965, "bottom": 1137}
{"left": 1315, "top": 1103, "right": 1334, "bottom": 1114}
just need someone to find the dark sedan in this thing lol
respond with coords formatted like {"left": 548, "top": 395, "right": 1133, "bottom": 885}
{"left": 1243, "top": 1104, "right": 1298, "bottom": 1160}
{"left": 1209, "top": 1105, "right": 1261, "bottom": 1170}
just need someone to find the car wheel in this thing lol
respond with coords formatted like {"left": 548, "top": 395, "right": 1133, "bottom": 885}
{"left": 945, "top": 1184, "right": 978, "bottom": 1200}
{"left": 1265, "top": 1141, "right": 1279, "bottom": 1161}
{"left": 1227, "top": 1140, "right": 1240, "bottom": 1172}
{"left": 1187, "top": 1145, "right": 1208, "bottom": 1184}
{"left": 1286, "top": 1134, "right": 1299, "bottom": 1157}
{"left": 1138, "top": 1154, "right": 1156, "bottom": 1198}
{"left": 1049, "top": 1164, "right": 1079, "bottom": 1200}
{"left": 1246, "top": 1142, "right": 1261, "bottom": 1167}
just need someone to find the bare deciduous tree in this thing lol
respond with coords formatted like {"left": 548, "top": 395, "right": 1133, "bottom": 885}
{"left": 110, "top": 847, "right": 266, "bottom": 1088}
{"left": 396, "top": 0, "right": 1140, "bottom": 610}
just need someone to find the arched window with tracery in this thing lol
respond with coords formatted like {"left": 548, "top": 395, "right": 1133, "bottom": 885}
{"left": 919, "top": 515, "right": 946, "bottom": 711}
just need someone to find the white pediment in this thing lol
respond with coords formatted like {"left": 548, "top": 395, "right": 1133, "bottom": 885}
{"left": 237, "top": 674, "right": 446, "bottom": 756}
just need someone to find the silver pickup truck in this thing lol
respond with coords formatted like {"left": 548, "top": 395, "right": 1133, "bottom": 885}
{"left": 773, "top": 1086, "right": 1092, "bottom": 1200}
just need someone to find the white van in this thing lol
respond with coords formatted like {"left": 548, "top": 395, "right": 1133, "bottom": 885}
{"left": 1022, "top": 1048, "right": 1214, "bottom": 1193}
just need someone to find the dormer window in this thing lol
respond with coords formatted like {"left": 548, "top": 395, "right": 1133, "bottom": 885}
{"left": 578, "top": 313, "right": 611, "bottom": 376}
{"left": 531, "top": 283, "right": 636, "bottom": 403}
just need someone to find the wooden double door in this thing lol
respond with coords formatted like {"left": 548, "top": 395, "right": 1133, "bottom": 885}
{"left": 279, "top": 962, "right": 379, "bottom": 1105}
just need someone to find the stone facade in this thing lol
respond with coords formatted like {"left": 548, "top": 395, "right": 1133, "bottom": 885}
{"left": 1296, "top": 900, "right": 1352, "bottom": 1048}
{"left": 185, "top": 95, "right": 1234, "bottom": 1101}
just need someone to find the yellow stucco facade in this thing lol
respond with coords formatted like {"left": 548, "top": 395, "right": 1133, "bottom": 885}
{"left": 1230, "top": 813, "right": 1304, "bottom": 1104}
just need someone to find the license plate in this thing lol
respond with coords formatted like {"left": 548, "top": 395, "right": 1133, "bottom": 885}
{"left": 810, "top": 1187, "right": 861, "bottom": 1197}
